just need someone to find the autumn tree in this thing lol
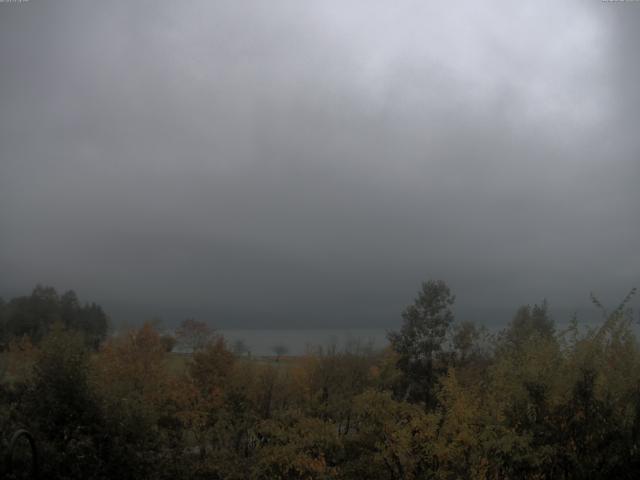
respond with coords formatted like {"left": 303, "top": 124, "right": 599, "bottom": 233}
{"left": 252, "top": 412, "right": 342, "bottom": 480}
{"left": 293, "top": 343, "right": 376, "bottom": 434}
{"left": 175, "top": 318, "right": 215, "bottom": 352}
{"left": 189, "top": 336, "right": 235, "bottom": 395}
{"left": 343, "top": 389, "right": 437, "bottom": 479}
{"left": 91, "top": 323, "right": 171, "bottom": 479}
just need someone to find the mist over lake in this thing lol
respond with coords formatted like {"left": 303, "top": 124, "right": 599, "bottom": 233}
{"left": 217, "top": 328, "right": 389, "bottom": 356}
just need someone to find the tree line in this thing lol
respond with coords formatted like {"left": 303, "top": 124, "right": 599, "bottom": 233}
{"left": 0, "top": 285, "right": 108, "bottom": 348}
{"left": 0, "top": 281, "right": 639, "bottom": 479}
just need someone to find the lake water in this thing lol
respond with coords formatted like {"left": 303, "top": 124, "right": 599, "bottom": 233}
{"left": 217, "top": 328, "right": 390, "bottom": 356}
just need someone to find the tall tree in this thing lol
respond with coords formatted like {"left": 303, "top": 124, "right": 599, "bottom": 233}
{"left": 388, "top": 279, "right": 455, "bottom": 406}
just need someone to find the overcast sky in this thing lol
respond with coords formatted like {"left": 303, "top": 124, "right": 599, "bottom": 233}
{"left": 1, "top": 0, "right": 638, "bottom": 328}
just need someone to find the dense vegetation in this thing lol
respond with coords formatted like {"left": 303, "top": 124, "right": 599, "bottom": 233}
{"left": 1, "top": 282, "right": 639, "bottom": 479}
{"left": 0, "top": 285, "right": 108, "bottom": 348}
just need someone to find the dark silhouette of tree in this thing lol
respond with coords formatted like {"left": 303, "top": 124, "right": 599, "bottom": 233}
{"left": 232, "top": 338, "right": 250, "bottom": 356}
{"left": 502, "top": 300, "right": 554, "bottom": 350}
{"left": 271, "top": 344, "right": 289, "bottom": 362}
{"left": 388, "top": 279, "right": 455, "bottom": 406}
{"left": 0, "top": 286, "right": 108, "bottom": 347}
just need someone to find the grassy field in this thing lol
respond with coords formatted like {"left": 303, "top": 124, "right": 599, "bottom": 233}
{"left": 0, "top": 349, "right": 301, "bottom": 386}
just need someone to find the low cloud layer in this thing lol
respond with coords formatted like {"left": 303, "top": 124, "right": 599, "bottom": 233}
{"left": 1, "top": 1, "right": 638, "bottom": 327}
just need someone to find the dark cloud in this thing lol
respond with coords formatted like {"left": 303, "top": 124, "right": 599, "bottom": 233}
{"left": 1, "top": 0, "right": 638, "bottom": 328}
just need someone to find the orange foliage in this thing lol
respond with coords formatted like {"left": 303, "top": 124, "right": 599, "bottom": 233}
{"left": 93, "top": 323, "right": 168, "bottom": 406}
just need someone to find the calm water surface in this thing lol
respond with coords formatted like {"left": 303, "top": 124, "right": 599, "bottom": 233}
{"left": 218, "top": 328, "right": 389, "bottom": 356}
